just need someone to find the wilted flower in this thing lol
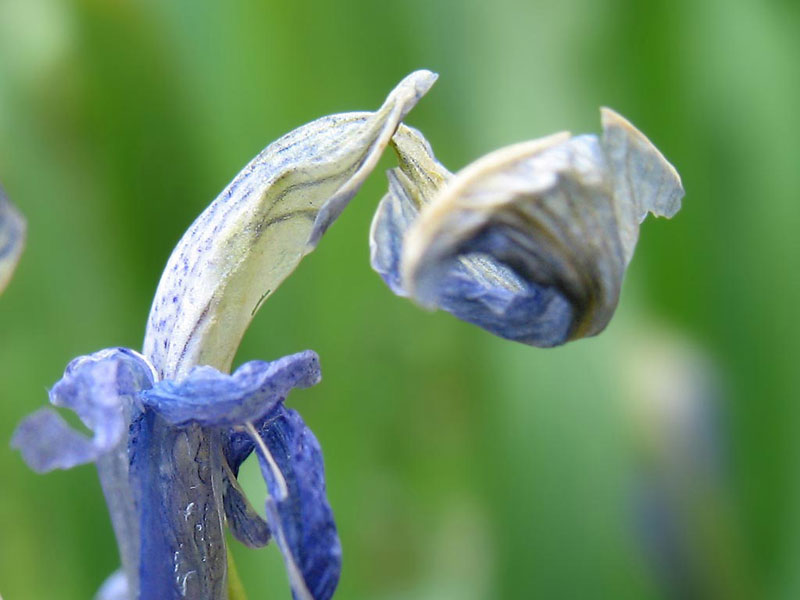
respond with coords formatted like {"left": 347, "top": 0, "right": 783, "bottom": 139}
{"left": 371, "top": 109, "right": 684, "bottom": 346}
{"left": 10, "top": 66, "right": 685, "bottom": 600}
{"left": 12, "top": 69, "right": 437, "bottom": 600}
{"left": 0, "top": 184, "right": 26, "bottom": 294}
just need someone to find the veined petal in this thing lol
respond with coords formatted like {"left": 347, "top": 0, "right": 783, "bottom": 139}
{"left": 373, "top": 109, "right": 683, "bottom": 346}
{"left": 144, "top": 70, "right": 437, "bottom": 378}
{"left": 0, "top": 185, "right": 26, "bottom": 294}
{"left": 251, "top": 407, "right": 341, "bottom": 600}
{"left": 12, "top": 348, "right": 155, "bottom": 472}
{"left": 141, "top": 350, "right": 320, "bottom": 426}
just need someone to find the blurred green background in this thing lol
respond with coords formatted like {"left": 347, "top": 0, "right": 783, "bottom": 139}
{"left": 1, "top": 0, "right": 798, "bottom": 598}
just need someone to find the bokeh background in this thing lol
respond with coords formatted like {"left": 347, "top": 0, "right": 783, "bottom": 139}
{"left": 1, "top": 0, "right": 798, "bottom": 598}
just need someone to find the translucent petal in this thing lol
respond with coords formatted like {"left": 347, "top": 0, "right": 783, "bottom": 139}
{"left": 143, "top": 70, "right": 438, "bottom": 379}
{"left": 0, "top": 185, "right": 26, "bottom": 294}
{"left": 252, "top": 407, "right": 341, "bottom": 600}
{"left": 12, "top": 348, "right": 155, "bottom": 472}
{"left": 12, "top": 408, "right": 104, "bottom": 472}
{"left": 141, "top": 350, "right": 320, "bottom": 426}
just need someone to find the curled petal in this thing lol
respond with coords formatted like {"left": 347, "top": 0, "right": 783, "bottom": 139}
{"left": 12, "top": 348, "right": 155, "bottom": 472}
{"left": 141, "top": 350, "right": 320, "bottom": 426}
{"left": 371, "top": 126, "right": 575, "bottom": 346}
{"left": 0, "top": 185, "right": 26, "bottom": 294}
{"left": 251, "top": 407, "right": 341, "bottom": 600}
{"left": 143, "top": 70, "right": 437, "bottom": 378}
{"left": 372, "top": 110, "right": 683, "bottom": 346}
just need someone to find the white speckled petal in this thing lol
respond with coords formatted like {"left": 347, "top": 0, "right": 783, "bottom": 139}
{"left": 144, "top": 70, "right": 437, "bottom": 379}
{"left": 0, "top": 185, "right": 26, "bottom": 294}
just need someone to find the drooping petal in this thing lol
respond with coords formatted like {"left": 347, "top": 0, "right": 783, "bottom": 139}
{"left": 0, "top": 184, "right": 26, "bottom": 294}
{"left": 11, "top": 348, "right": 155, "bottom": 472}
{"left": 222, "top": 460, "right": 272, "bottom": 548}
{"left": 220, "top": 415, "right": 275, "bottom": 550}
{"left": 371, "top": 126, "right": 575, "bottom": 347}
{"left": 372, "top": 110, "right": 683, "bottom": 346}
{"left": 141, "top": 350, "right": 320, "bottom": 426}
{"left": 143, "top": 70, "right": 438, "bottom": 379}
{"left": 12, "top": 408, "right": 107, "bottom": 473}
{"left": 251, "top": 407, "right": 341, "bottom": 600}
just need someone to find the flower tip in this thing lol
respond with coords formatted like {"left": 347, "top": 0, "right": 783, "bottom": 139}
{"left": 388, "top": 69, "right": 438, "bottom": 122}
{"left": 409, "top": 69, "right": 438, "bottom": 96}
{"left": 293, "top": 349, "right": 323, "bottom": 388}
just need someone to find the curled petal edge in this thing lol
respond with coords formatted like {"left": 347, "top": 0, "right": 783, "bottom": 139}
{"left": 11, "top": 348, "right": 155, "bottom": 473}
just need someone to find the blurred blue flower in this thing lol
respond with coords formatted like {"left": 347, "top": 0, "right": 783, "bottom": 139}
{"left": 0, "top": 184, "right": 26, "bottom": 294}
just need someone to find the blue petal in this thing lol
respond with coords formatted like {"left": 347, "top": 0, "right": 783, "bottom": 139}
{"left": 252, "top": 407, "right": 341, "bottom": 600}
{"left": 223, "top": 426, "right": 257, "bottom": 473}
{"left": 128, "top": 413, "right": 229, "bottom": 599}
{"left": 141, "top": 350, "right": 321, "bottom": 426}
{"left": 12, "top": 408, "right": 105, "bottom": 473}
{"left": 12, "top": 348, "right": 155, "bottom": 472}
